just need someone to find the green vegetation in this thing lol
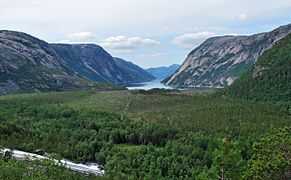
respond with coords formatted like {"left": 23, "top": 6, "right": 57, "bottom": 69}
{"left": 222, "top": 34, "right": 291, "bottom": 102}
{"left": 0, "top": 157, "right": 95, "bottom": 180}
{"left": 0, "top": 90, "right": 290, "bottom": 179}
{"left": 243, "top": 127, "right": 291, "bottom": 180}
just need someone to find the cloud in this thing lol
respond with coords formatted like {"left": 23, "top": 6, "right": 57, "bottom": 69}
{"left": 137, "top": 53, "right": 166, "bottom": 60}
{"left": 231, "top": 14, "right": 248, "bottom": 21}
{"left": 68, "top": 32, "right": 94, "bottom": 41}
{"left": 60, "top": 32, "right": 95, "bottom": 43}
{"left": 171, "top": 31, "right": 216, "bottom": 49}
{"left": 99, "top": 36, "right": 160, "bottom": 52}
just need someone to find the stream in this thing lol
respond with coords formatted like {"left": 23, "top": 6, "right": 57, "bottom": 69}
{"left": 0, "top": 148, "right": 105, "bottom": 176}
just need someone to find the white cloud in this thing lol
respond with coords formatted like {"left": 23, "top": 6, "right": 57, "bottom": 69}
{"left": 171, "top": 31, "right": 216, "bottom": 49}
{"left": 99, "top": 36, "right": 160, "bottom": 52}
{"left": 1, "top": 0, "right": 290, "bottom": 67}
{"left": 137, "top": 53, "right": 166, "bottom": 60}
{"left": 58, "top": 39, "right": 71, "bottom": 44}
{"left": 231, "top": 14, "right": 248, "bottom": 21}
{"left": 68, "top": 32, "right": 94, "bottom": 41}
{"left": 59, "top": 32, "right": 95, "bottom": 43}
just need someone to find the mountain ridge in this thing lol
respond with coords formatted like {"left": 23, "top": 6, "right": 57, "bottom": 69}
{"left": 163, "top": 24, "right": 291, "bottom": 88}
{"left": 113, "top": 57, "right": 155, "bottom": 83}
{"left": 0, "top": 30, "right": 151, "bottom": 94}
{"left": 221, "top": 33, "right": 291, "bottom": 102}
{"left": 0, "top": 30, "right": 100, "bottom": 94}
{"left": 146, "top": 64, "right": 180, "bottom": 80}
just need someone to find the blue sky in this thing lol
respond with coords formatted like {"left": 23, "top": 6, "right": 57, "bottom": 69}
{"left": 1, "top": 0, "right": 291, "bottom": 68}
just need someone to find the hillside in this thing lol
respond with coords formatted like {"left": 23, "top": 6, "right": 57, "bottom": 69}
{"left": 163, "top": 24, "right": 291, "bottom": 88}
{"left": 51, "top": 44, "right": 152, "bottom": 84}
{"left": 146, "top": 64, "right": 180, "bottom": 80}
{"left": 0, "top": 30, "right": 160, "bottom": 94}
{"left": 113, "top": 57, "right": 155, "bottom": 83}
{"left": 0, "top": 30, "right": 107, "bottom": 94}
{"left": 222, "top": 34, "right": 291, "bottom": 102}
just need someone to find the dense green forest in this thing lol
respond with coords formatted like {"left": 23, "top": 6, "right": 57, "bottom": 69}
{"left": 222, "top": 34, "right": 291, "bottom": 102}
{"left": 0, "top": 90, "right": 290, "bottom": 179}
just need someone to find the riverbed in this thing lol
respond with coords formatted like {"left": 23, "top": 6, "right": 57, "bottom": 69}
{"left": 0, "top": 148, "right": 105, "bottom": 176}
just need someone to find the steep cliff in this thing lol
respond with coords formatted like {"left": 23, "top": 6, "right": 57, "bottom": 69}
{"left": 113, "top": 57, "right": 155, "bottom": 83}
{"left": 163, "top": 24, "right": 291, "bottom": 88}
{"left": 0, "top": 30, "right": 123, "bottom": 94}
{"left": 222, "top": 34, "right": 291, "bottom": 102}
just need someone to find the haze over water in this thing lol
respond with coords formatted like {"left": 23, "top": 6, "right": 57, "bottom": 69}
{"left": 126, "top": 79, "right": 172, "bottom": 90}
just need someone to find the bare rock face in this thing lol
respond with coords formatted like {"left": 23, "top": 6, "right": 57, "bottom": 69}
{"left": 163, "top": 24, "right": 291, "bottom": 88}
{"left": 0, "top": 81, "right": 20, "bottom": 94}
{"left": 50, "top": 44, "right": 154, "bottom": 84}
{"left": 113, "top": 57, "right": 155, "bottom": 83}
{"left": 0, "top": 30, "right": 152, "bottom": 94}
{"left": 0, "top": 30, "right": 100, "bottom": 94}
{"left": 0, "top": 30, "right": 68, "bottom": 72}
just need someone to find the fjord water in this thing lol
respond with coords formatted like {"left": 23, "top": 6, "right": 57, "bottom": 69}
{"left": 126, "top": 79, "right": 173, "bottom": 90}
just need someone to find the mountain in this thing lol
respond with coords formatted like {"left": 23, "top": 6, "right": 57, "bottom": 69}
{"left": 51, "top": 44, "right": 130, "bottom": 84}
{"left": 163, "top": 24, "right": 291, "bottom": 88}
{"left": 146, "top": 64, "right": 180, "bottom": 80}
{"left": 51, "top": 44, "right": 154, "bottom": 85}
{"left": 113, "top": 57, "right": 155, "bottom": 83}
{"left": 221, "top": 33, "right": 291, "bottom": 102}
{"left": 0, "top": 30, "right": 124, "bottom": 94}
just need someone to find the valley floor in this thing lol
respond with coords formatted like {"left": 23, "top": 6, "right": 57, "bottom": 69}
{"left": 0, "top": 90, "right": 290, "bottom": 179}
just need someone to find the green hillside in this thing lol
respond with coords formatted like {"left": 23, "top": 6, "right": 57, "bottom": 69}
{"left": 222, "top": 34, "right": 291, "bottom": 102}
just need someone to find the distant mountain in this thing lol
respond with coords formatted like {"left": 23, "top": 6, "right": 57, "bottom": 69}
{"left": 163, "top": 24, "right": 291, "bottom": 88}
{"left": 146, "top": 64, "right": 180, "bottom": 80}
{"left": 113, "top": 57, "right": 155, "bottom": 83}
{"left": 50, "top": 44, "right": 127, "bottom": 84}
{"left": 0, "top": 30, "right": 157, "bottom": 94}
{"left": 0, "top": 30, "right": 142, "bottom": 94}
{"left": 0, "top": 30, "right": 111, "bottom": 94}
{"left": 222, "top": 33, "right": 291, "bottom": 102}
{"left": 51, "top": 44, "right": 154, "bottom": 85}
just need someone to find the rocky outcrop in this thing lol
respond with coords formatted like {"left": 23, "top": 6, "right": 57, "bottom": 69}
{"left": 0, "top": 30, "right": 69, "bottom": 73}
{"left": 163, "top": 24, "right": 291, "bottom": 88}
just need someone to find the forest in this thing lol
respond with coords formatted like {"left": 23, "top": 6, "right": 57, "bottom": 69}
{"left": 222, "top": 34, "right": 291, "bottom": 102}
{"left": 0, "top": 90, "right": 290, "bottom": 179}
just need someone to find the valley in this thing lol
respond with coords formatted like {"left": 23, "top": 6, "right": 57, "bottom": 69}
{"left": 0, "top": 89, "right": 290, "bottom": 179}
{"left": 0, "top": 7, "right": 290, "bottom": 179}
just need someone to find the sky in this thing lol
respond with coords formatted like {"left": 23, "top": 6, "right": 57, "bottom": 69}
{"left": 1, "top": 0, "right": 291, "bottom": 68}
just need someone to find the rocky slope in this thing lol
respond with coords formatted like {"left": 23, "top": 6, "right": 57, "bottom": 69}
{"left": 0, "top": 30, "right": 124, "bottom": 94}
{"left": 146, "top": 64, "right": 180, "bottom": 80}
{"left": 163, "top": 24, "right": 291, "bottom": 88}
{"left": 0, "top": 30, "right": 93, "bottom": 94}
{"left": 113, "top": 57, "right": 155, "bottom": 83}
{"left": 222, "top": 33, "right": 291, "bottom": 102}
{"left": 51, "top": 44, "right": 154, "bottom": 85}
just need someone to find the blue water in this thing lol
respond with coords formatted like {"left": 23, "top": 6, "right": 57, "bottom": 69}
{"left": 126, "top": 79, "right": 172, "bottom": 90}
